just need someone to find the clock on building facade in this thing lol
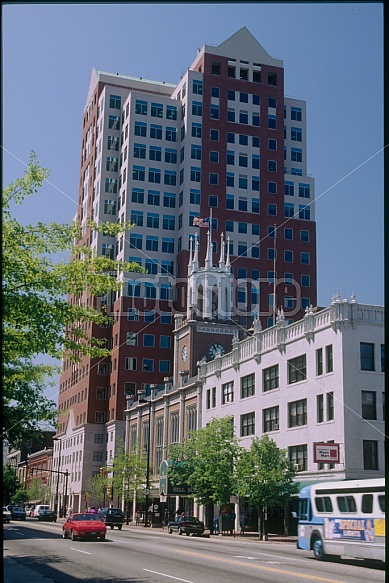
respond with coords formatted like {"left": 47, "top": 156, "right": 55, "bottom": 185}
{"left": 209, "top": 343, "right": 226, "bottom": 359}
{"left": 181, "top": 345, "right": 188, "bottom": 363}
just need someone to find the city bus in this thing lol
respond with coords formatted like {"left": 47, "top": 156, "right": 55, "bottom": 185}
{"left": 296, "top": 478, "right": 385, "bottom": 562}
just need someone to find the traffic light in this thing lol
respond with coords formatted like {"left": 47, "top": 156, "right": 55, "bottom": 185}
{"left": 107, "top": 485, "right": 113, "bottom": 500}
{"left": 99, "top": 467, "right": 104, "bottom": 477}
{"left": 30, "top": 468, "right": 34, "bottom": 476}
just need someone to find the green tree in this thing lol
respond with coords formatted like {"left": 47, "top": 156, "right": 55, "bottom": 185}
{"left": 26, "top": 477, "right": 52, "bottom": 504}
{"left": 85, "top": 474, "right": 108, "bottom": 509}
{"left": 111, "top": 438, "right": 147, "bottom": 514}
{"left": 3, "top": 465, "right": 19, "bottom": 504}
{"left": 3, "top": 152, "right": 144, "bottom": 448}
{"left": 235, "top": 435, "right": 299, "bottom": 537}
{"left": 11, "top": 487, "right": 30, "bottom": 505}
{"left": 168, "top": 416, "right": 242, "bottom": 507}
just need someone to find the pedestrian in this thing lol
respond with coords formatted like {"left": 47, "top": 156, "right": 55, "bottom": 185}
{"left": 229, "top": 510, "right": 236, "bottom": 536}
{"left": 162, "top": 509, "right": 169, "bottom": 529}
{"left": 213, "top": 515, "right": 219, "bottom": 534}
{"left": 136, "top": 509, "right": 141, "bottom": 525}
{"left": 240, "top": 515, "right": 246, "bottom": 535}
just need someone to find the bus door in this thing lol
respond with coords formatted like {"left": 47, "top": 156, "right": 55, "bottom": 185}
{"left": 296, "top": 497, "right": 312, "bottom": 550}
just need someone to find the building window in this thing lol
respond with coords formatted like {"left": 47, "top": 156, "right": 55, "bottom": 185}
{"left": 291, "top": 107, "right": 302, "bottom": 121}
{"left": 317, "top": 394, "right": 324, "bottom": 423}
{"left": 125, "top": 357, "right": 137, "bottom": 371}
{"left": 263, "top": 364, "right": 279, "bottom": 392}
{"left": 362, "top": 391, "right": 377, "bottom": 420}
{"left": 291, "top": 127, "right": 302, "bottom": 141}
{"left": 241, "top": 412, "right": 255, "bottom": 437}
{"left": 94, "top": 434, "right": 104, "bottom": 444}
{"left": 326, "top": 345, "right": 333, "bottom": 373}
{"left": 212, "top": 61, "right": 221, "bottom": 75}
{"left": 363, "top": 440, "right": 378, "bottom": 470}
{"left": 360, "top": 342, "right": 375, "bottom": 371}
{"left": 288, "top": 399, "right": 307, "bottom": 427}
{"left": 193, "top": 79, "right": 203, "bottom": 94}
{"left": 316, "top": 348, "right": 323, "bottom": 376}
{"left": 110, "top": 94, "right": 121, "bottom": 109}
{"left": 126, "top": 332, "right": 138, "bottom": 346}
{"left": 93, "top": 451, "right": 103, "bottom": 462}
{"left": 263, "top": 406, "right": 279, "bottom": 432}
{"left": 151, "top": 102, "right": 163, "bottom": 118}
{"left": 241, "top": 373, "right": 255, "bottom": 399}
{"left": 170, "top": 413, "right": 179, "bottom": 445}
{"left": 327, "top": 392, "right": 334, "bottom": 421}
{"left": 288, "top": 355, "right": 306, "bottom": 384}
{"left": 289, "top": 444, "right": 307, "bottom": 471}
{"left": 187, "top": 407, "right": 197, "bottom": 433}
{"left": 222, "top": 381, "right": 234, "bottom": 404}
{"left": 381, "top": 344, "right": 385, "bottom": 372}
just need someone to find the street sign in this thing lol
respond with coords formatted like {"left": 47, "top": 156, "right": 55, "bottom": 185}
{"left": 144, "top": 488, "right": 150, "bottom": 496}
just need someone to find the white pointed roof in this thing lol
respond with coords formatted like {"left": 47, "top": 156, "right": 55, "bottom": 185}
{"left": 203, "top": 26, "right": 283, "bottom": 68}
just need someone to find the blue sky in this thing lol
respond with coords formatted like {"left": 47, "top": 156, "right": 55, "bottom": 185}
{"left": 3, "top": 2, "right": 384, "bottom": 310}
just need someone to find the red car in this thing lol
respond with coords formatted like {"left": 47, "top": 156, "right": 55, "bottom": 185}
{"left": 62, "top": 513, "right": 106, "bottom": 541}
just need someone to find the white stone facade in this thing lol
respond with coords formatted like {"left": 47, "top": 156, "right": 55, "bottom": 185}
{"left": 200, "top": 296, "right": 384, "bottom": 481}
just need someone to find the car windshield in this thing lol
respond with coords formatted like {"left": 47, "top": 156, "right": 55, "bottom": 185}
{"left": 179, "top": 517, "right": 198, "bottom": 523}
{"left": 74, "top": 514, "right": 99, "bottom": 521}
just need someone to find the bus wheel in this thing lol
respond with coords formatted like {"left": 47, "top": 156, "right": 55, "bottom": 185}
{"left": 312, "top": 536, "right": 325, "bottom": 560}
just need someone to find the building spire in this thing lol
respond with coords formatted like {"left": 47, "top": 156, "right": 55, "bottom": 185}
{"left": 219, "top": 232, "right": 225, "bottom": 269}
{"left": 226, "top": 236, "right": 231, "bottom": 268}
{"left": 193, "top": 233, "right": 199, "bottom": 269}
{"left": 205, "top": 229, "right": 212, "bottom": 269}
{"left": 188, "top": 236, "right": 194, "bottom": 275}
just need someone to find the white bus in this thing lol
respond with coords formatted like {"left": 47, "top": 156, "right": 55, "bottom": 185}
{"left": 296, "top": 478, "right": 385, "bottom": 562}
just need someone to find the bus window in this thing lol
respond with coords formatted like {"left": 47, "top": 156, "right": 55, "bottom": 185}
{"left": 298, "top": 498, "right": 311, "bottom": 521}
{"left": 361, "top": 494, "right": 373, "bottom": 513}
{"left": 378, "top": 495, "right": 385, "bottom": 513}
{"left": 315, "top": 496, "right": 333, "bottom": 513}
{"left": 337, "top": 495, "right": 356, "bottom": 513}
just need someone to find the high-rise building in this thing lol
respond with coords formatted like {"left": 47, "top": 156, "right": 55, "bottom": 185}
{"left": 55, "top": 27, "right": 317, "bottom": 511}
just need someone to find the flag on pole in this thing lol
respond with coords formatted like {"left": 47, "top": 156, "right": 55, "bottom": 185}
{"left": 193, "top": 217, "right": 210, "bottom": 228}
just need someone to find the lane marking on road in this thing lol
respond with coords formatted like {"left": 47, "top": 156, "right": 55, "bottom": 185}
{"left": 172, "top": 549, "right": 348, "bottom": 583}
{"left": 144, "top": 568, "right": 195, "bottom": 583}
{"left": 70, "top": 547, "right": 92, "bottom": 555}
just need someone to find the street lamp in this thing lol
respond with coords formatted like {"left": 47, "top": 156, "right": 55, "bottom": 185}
{"left": 138, "top": 384, "right": 156, "bottom": 528}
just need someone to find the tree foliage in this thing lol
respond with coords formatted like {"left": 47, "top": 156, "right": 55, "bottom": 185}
{"left": 168, "top": 416, "right": 242, "bottom": 506}
{"left": 235, "top": 435, "right": 298, "bottom": 509}
{"left": 25, "top": 477, "right": 51, "bottom": 504}
{"left": 111, "top": 438, "right": 147, "bottom": 503}
{"left": 85, "top": 475, "right": 107, "bottom": 509}
{"left": 2, "top": 152, "right": 144, "bottom": 448}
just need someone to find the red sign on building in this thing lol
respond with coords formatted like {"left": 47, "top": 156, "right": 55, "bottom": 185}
{"left": 313, "top": 442, "right": 340, "bottom": 463}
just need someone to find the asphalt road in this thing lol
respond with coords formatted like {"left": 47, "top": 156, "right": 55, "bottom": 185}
{"left": 3, "top": 520, "right": 385, "bottom": 583}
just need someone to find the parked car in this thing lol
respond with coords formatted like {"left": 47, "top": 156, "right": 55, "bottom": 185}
{"left": 33, "top": 504, "right": 50, "bottom": 518}
{"left": 62, "top": 513, "right": 106, "bottom": 541}
{"left": 98, "top": 507, "right": 124, "bottom": 530}
{"left": 10, "top": 506, "right": 26, "bottom": 521}
{"left": 37, "top": 510, "right": 57, "bottom": 522}
{"left": 167, "top": 515, "right": 205, "bottom": 536}
{"left": 3, "top": 507, "right": 12, "bottom": 523}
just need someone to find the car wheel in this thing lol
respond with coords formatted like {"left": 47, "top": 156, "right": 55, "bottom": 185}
{"left": 186, "top": 532, "right": 190, "bottom": 536}
{"left": 168, "top": 527, "right": 173, "bottom": 534}
{"left": 110, "top": 525, "right": 114, "bottom": 529}
{"left": 118, "top": 525, "right": 122, "bottom": 530}
{"left": 312, "top": 535, "right": 325, "bottom": 560}
{"left": 100, "top": 535, "right": 106, "bottom": 541}
{"left": 63, "top": 530, "right": 68, "bottom": 539}
{"left": 71, "top": 530, "right": 77, "bottom": 541}
{"left": 178, "top": 528, "right": 183, "bottom": 535}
